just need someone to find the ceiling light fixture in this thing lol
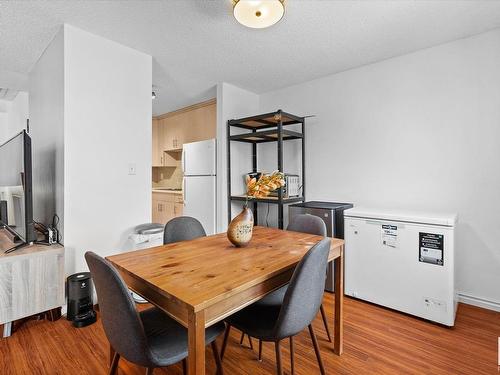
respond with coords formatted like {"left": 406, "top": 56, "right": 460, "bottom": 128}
{"left": 233, "top": 0, "right": 285, "bottom": 29}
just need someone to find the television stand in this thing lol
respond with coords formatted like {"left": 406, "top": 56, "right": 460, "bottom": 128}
{"left": 0, "top": 225, "right": 19, "bottom": 243}
{"left": 4, "top": 241, "right": 30, "bottom": 254}
{"left": 0, "top": 230, "right": 65, "bottom": 338}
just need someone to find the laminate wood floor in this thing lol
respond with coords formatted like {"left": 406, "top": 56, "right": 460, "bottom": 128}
{"left": 1, "top": 294, "right": 499, "bottom": 375}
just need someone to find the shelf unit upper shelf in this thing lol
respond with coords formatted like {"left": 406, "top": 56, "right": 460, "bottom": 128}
{"left": 228, "top": 110, "right": 304, "bottom": 130}
{"left": 227, "top": 109, "right": 306, "bottom": 229}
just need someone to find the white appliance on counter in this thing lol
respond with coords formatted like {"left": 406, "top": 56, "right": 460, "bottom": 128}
{"left": 182, "top": 139, "right": 217, "bottom": 234}
{"left": 344, "top": 207, "right": 457, "bottom": 326}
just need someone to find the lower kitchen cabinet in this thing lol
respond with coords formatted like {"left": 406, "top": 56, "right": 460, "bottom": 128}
{"left": 174, "top": 202, "right": 183, "bottom": 217}
{"left": 152, "top": 192, "right": 183, "bottom": 224}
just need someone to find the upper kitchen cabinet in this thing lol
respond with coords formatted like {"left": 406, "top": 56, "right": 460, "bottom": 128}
{"left": 152, "top": 99, "right": 216, "bottom": 164}
{"left": 152, "top": 118, "right": 162, "bottom": 167}
{"left": 162, "top": 115, "right": 185, "bottom": 151}
{"left": 190, "top": 102, "right": 216, "bottom": 142}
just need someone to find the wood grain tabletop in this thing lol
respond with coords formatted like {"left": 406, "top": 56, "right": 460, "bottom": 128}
{"left": 107, "top": 226, "right": 343, "bottom": 312}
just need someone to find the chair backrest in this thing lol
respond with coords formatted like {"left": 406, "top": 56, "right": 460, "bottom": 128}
{"left": 273, "top": 238, "right": 331, "bottom": 340}
{"left": 287, "top": 214, "right": 327, "bottom": 237}
{"left": 85, "top": 252, "right": 151, "bottom": 366}
{"left": 163, "top": 216, "right": 207, "bottom": 244}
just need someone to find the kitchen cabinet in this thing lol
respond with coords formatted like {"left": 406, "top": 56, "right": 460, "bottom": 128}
{"left": 153, "top": 99, "right": 216, "bottom": 162}
{"left": 152, "top": 200, "right": 174, "bottom": 224}
{"left": 152, "top": 119, "right": 162, "bottom": 167}
{"left": 158, "top": 120, "right": 170, "bottom": 166}
{"left": 162, "top": 116, "right": 184, "bottom": 151}
{"left": 152, "top": 192, "right": 183, "bottom": 224}
{"left": 189, "top": 103, "right": 216, "bottom": 143}
{"left": 174, "top": 202, "right": 183, "bottom": 217}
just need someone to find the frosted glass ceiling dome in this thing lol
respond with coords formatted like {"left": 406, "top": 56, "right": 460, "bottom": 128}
{"left": 233, "top": 0, "right": 286, "bottom": 29}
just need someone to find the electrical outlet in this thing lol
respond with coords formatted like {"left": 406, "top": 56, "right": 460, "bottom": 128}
{"left": 128, "top": 163, "right": 137, "bottom": 175}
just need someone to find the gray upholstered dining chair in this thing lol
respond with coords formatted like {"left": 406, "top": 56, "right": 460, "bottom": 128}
{"left": 85, "top": 251, "right": 224, "bottom": 375}
{"left": 220, "top": 238, "right": 331, "bottom": 375}
{"left": 163, "top": 216, "right": 206, "bottom": 244}
{"left": 234, "top": 214, "right": 332, "bottom": 361}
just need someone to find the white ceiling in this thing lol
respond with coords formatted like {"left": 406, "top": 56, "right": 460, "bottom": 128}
{"left": 1, "top": 1, "right": 500, "bottom": 115}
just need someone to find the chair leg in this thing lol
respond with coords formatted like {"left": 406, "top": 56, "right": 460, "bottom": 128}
{"left": 211, "top": 341, "right": 224, "bottom": 375}
{"left": 247, "top": 335, "right": 254, "bottom": 350}
{"left": 109, "top": 345, "right": 115, "bottom": 366}
{"left": 289, "top": 336, "right": 295, "bottom": 375}
{"left": 258, "top": 339, "right": 263, "bottom": 362}
{"left": 308, "top": 324, "right": 326, "bottom": 375}
{"left": 220, "top": 324, "right": 231, "bottom": 361}
{"left": 239, "top": 331, "right": 245, "bottom": 345}
{"left": 182, "top": 358, "right": 187, "bottom": 375}
{"left": 108, "top": 351, "right": 120, "bottom": 375}
{"left": 275, "top": 340, "right": 283, "bottom": 375}
{"left": 320, "top": 304, "right": 332, "bottom": 343}
{"left": 145, "top": 368, "right": 154, "bottom": 375}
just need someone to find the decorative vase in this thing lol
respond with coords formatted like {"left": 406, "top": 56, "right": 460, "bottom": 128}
{"left": 227, "top": 205, "right": 254, "bottom": 247}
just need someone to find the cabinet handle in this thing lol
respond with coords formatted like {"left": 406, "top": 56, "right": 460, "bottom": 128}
{"left": 174, "top": 205, "right": 176, "bottom": 215}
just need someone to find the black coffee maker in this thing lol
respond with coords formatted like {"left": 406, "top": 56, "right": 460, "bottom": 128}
{"left": 67, "top": 272, "right": 97, "bottom": 328}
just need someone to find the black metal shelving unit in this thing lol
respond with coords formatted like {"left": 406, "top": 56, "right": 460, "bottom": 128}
{"left": 227, "top": 109, "right": 306, "bottom": 229}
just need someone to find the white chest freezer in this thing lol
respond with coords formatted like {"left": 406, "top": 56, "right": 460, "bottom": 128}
{"left": 344, "top": 207, "right": 458, "bottom": 326}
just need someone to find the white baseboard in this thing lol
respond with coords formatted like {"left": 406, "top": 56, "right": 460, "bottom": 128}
{"left": 458, "top": 293, "right": 500, "bottom": 312}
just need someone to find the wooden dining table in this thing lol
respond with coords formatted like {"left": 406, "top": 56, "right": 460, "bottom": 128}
{"left": 106, "top": 226, "right": 344, "bottom": 375}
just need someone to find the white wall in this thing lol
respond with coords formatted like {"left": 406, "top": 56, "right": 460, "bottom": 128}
{"left": 0, "top": 69, "right": 29, "bottom": 93}
{"left": 29, "top": 28, "right": 65, "bottom": 229}
{"left": 9, "top": 92, "right": 29, "bottom": 135}
{"left": 63, "top": 25, "right": 152, "bottom": 273}
{"left": 259, "top": 29, "right": 500, "bottom": 308}
{"left": 0, "top": 92, "right": 29, "bottom": 144}
{"left": 0, "top": 101, "right": 9, "bottom": 144}
{"left": 216, "top": 83, "right": 259, "bottom": 232}
{"left": 29, "top": 25, "right": 152, "bottom": 275}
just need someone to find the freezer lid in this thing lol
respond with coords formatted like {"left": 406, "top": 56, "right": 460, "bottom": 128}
{"left": 343, "top": 206, "right": 458, "bottom": 227}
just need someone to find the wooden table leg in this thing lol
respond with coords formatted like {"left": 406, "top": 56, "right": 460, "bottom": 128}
{"left": 188, "top": 309, "right": 206, "bottom": 375}
{"left": 333, "top": 245, "right": 344, "bottom": 355}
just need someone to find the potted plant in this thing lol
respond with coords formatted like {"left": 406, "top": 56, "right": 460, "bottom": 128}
{"left": 227, "top": 171, "right": 285, "bottom": 247}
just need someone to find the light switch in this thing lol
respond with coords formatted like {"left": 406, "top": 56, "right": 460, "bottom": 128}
{"left": 128, "top": 163, "right": 137, "bottom": 175}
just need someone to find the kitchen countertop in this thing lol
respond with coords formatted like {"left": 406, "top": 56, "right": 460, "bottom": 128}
{"left": 152, "top": 189, "right": 183, "bottom": 195}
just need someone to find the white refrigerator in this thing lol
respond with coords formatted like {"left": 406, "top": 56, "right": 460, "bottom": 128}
{"left": 182, "top": 139, "right": 217, "bottom": 234}
{"left": 344, "top": 207, "right": 457, "bottom": 326}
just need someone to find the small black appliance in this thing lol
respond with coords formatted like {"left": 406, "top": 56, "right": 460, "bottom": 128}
{"left": 289, "top": 201, "right": 354, "bottom": 292}
{"left": 66, "top": 272, "right": 97, "bottom": 328}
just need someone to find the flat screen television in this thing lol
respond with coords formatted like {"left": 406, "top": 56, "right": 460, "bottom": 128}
{"left": 0, "top": 130, "right": 35, "bottom": 246}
